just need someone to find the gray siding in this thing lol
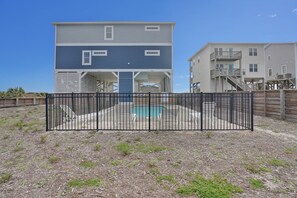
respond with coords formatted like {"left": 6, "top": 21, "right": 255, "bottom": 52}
{"left": 56, "top": 46, "right": 172, "bottom": 69}
{"left": 56, "top": 24, "right": 172, "bottom": 44}
{"left": 265, "top": 44, "right": 296, "bottom": 80}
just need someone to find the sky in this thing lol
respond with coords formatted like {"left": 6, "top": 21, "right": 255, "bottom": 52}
{"left": 0, "top": 0, "right": 296, "bottom": 93}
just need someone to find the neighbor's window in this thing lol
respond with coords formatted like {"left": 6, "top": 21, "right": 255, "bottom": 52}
{"left": 104, "top": 26, "right": 113, "bottom": 40}
{"left": 145, "top": 50, "right": 160, "bottom": 56}
{"left": 92, "top": 50, "right": 107, "bottom": 56}
{"left": 145, "top": 26, "right": 160, "bottom": 31}
{"left": 249, "top": 48, "right": 257, "bottom": 56}
{"left": 253, "top": 48, "right": 257, "bottom": 56}
{"left": 249, "top": 64, "right": 258, "bottom": 72}
{"left": 82, "top": 50, "right": 92, "bottom": 65}
{"left": 267, "top": 55, "right": 271, "bottom": 61}
{"left": 281, "top": 65, "right": 287, "bottom": 74}
{"left": 268, "top": 68, "right": 272, "bottom": 77}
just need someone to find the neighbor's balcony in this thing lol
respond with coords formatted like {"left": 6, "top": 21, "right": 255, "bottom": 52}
{"left": 211, "top": 68, "right": 241, "bottom": 78}
{"left": 210, "top": 51, "right": 242, "bottom": 61}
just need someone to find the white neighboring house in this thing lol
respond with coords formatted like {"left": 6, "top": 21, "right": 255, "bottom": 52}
{"left": 189, "top": 42, "right": 297, "bottom": 92}
{"left": 264, "top": 43, "right": 297, "bottom": 90}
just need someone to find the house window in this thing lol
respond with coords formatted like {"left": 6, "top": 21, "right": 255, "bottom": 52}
{"left": 253, "top": 48, "right": 257, "bottom": 56}
{"left": 249, "top": 48, "right": 257, "bottom": 56}
{"left": 268, "top": 68, "right": 272, "bottom": 77}
{"left": 267, "top": 55, "right": 271, "bottom": 61}
{"left": 92, "top": 50, "right": 107, "bottom": 56}
{"left": 215, "top": 48, "right": 223, "bottom": 56}
{"left": 104, "top": 26, "right": 113, "bottom": 40}
{"left": 216, "top": 64, "right": 224, "bottom": 71}
{"left": 82, "top": 50, "right": 92, "bottom": 65}
{"left": 145, "top": 26, "right": 160, "bottom": 31}
{"left": 145, "top": 50, "right": 160, "bottom": 56}
{"left": 281, "top": 65, "right": 287, "bottom": 74}
{"left": 249, "top": 64, "right": 258, "bottom": 72}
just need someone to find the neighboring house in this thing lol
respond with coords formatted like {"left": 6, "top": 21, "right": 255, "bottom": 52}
{"left": 189, "top": 42, "right": 297, "bottom": 92}
{"left": 264, "top": 43, "right": 297, "bottom": 90}
{"left": 53, "top": 21, "right": 175, "bottom": 93}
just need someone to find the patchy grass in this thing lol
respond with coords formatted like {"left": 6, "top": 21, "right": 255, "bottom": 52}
{"left": 49, "top": 156, "right": 60, "bottom": 164}
{"left": 156, "top": 175, "right": 176, "bottom": 184}
{"left": 136, "top": 143, "right": 167, "bottom": 153}
{"left": 149, "top": 167, "right": 161, "bottom": 175}
{"left": 40, "top": 135, "right": 47, "bottom": 144}
{"left": 80, "top": 160, "right": 96, "bottom": 168}
{"left": 176, "top": 173, "right": 243, "bottom": 198}
{"left": 116, "top": 142, "right": 167, "bottom": 156}
{"left": 284, "top": 147, "right": 294, "bottom": 154}
{"left": 249, "top": 178, "right": 265, "bottom": 189}
{"left": 268, "top": 158, "right": 287, "bottom": 167}
{"left": 244, "top": 162, "right": 271, "bottom": 174}
{"left": 13, "top": 142, "right": 24, "bottom": 152}
{"left": 116, "top": 142, "right": 133, "bottom": 156}
{"left": 111, "top": 159, "right": 125, "bottom": 166}
{"left": 206, "top": 131, "right": 214, "bottom": 139}
{"left": 134, "top": 137, "right": 141, "bottom": 142}
{"left": 94, "top": 143, "right": 101, "bottom": 151}
{"left": 0, "top": 172, "right": 12, "bottom": 184}
{"left": 67, "top": 178, "right": 104, "bottom": 188}
{"left": 171, "top": 160, "right": 182, "bottom": 168}
{"left": 14, "top": 120, "right": 27, "bottom": 130}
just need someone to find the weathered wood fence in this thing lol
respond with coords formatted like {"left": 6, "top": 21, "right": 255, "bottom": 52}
{"left": 253, "top": 90, "right": 297, "bottom": 121}
{"left": 0, "top": 97, "right": 45, "bottom": 108}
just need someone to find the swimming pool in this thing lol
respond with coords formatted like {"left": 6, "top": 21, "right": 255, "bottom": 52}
{"left": 131, "top": 106, "right": 164, "bottom": 118}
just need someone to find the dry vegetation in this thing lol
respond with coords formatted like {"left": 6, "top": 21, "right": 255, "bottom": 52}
{"left": 0, "top": 105, "right": 296, "bottom": 197}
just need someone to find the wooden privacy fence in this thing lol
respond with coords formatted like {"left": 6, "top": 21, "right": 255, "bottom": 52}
{"left": 253, "top": 89, "right": 297, "bottom": 121}
{"left": 0, "top": 97, "right": 45, "bottom": 108}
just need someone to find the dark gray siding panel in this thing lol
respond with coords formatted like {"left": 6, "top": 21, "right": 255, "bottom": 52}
{"left": 56, "top": 46, "right": 172, "bottom": 69}
{"left": 119, "top": 72, "right": 133, "bottom": 93}
{"left": 119, "top": 72, "right": 133, "bottom": 101}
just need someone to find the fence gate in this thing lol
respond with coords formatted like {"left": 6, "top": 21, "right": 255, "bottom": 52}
{"left": 46, "top": 92, "right": 253, "bottom": 131}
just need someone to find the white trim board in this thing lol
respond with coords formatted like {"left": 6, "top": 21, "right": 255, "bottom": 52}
{"left": 56, "top": 43, "right": 172, "bottom": 46}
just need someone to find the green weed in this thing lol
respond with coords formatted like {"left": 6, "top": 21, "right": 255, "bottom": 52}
{"left": 249, "top": 178, "right": 264, "bottom": 189}
{"left": 116, "top": 142, "right": 133, "bottom": 156}
{"left": 94, "top": 143, "right": 101, "bottom": 151}
{"left": 176, "top": 173, "right": 243, "bottom": 198}
{"left": 49, "top": 156, "right": 60, "bottom": 164}
{"left": 268, "top": 158, "right": 287, "bottom": 167}
{"left": 0, "top": 172, "right": 12, "bottom": 184}
{"left": 80, "top": 160, "right": 96, "bottom": 168}
{"left": 156, "top": 175, "right": 176, "bottom": 184}
{"left": 68, "top": 178, "right": 103, "bottom": 188}
{"left": 40, "top": 135, "right": 47, "bottom": 144}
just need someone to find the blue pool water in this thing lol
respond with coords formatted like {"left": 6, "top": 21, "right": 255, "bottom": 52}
{"left": 131, "top": 106, "right": 164, "bottom": 118}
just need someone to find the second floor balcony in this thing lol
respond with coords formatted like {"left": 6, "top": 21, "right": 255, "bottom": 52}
{"left": 211, "top": 68, "right": 241, "bottom": 78}
{"left": 210, "top": 51, "right": 242, "bottom": 61}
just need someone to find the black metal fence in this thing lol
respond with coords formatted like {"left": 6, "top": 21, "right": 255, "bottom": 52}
{"left": 46, "top": 92, "right": 253, "bottom": 131}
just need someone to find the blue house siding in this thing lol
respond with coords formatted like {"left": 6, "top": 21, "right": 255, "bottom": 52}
{"left": 56, "top": 46, "right": 172, "bottom": 70}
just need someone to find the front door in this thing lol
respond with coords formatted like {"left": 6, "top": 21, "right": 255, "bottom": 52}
{"left": 119, "top": 72, "right": 133, "bottom": 102}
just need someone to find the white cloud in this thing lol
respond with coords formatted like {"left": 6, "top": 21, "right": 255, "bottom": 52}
{"left": 268, "top": 14, "right": 277, "bottom": 18}
{"left": 293, "top": 8, "right": 297, "bottom": 14}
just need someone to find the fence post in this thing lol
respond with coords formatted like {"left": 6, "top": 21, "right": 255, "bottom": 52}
{"left": 280, "top": 89, "right": 285, "bottom": 120}
{"left": 148, "top": 92, "right": 151, "bottom": 132}
{"left": 230, "top": 93, "right": 234, "bottom": 124}
{"left": 71, "top": 92, "right": 75, "bottom": 113}
{"left": 250, "top": 92, "right": 254, "bottom": 131}
{"left": 96, "top": 92, "right": 99, "bottom": 131}
{"left": 200, "top": 92, "right": 203, "bottom": 131}
{"left": 45, "top": 94, "right": 49, "bottom": 131}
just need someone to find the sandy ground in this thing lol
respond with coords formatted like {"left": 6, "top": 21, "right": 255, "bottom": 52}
{"left": 0, "top": 105, "right": 296, "bottom": 198}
